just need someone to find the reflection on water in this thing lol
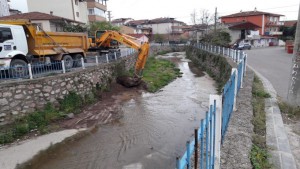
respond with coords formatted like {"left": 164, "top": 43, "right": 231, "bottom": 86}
{"left": 32, "top": 52, "right": 216, "bottom": 169}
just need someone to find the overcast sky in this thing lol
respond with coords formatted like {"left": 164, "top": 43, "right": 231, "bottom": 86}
{"left": 9, "top": 0, "right": 300, "bottom": 24}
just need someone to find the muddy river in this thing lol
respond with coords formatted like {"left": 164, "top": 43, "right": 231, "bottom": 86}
{"left": 30, "top": 52, "right": 216, "bottom": 169}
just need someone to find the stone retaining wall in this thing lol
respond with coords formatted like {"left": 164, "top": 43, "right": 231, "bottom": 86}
{"left": 0, "top": 45, "right": 183, "bottom": 125}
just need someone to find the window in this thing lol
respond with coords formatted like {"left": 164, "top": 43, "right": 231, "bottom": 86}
{"left": 32, "top": 23, "right": 43, "bottom": 31}
{"left": 88, "top": 8, "right": 105, "bottom": 17}
{"left": 0, "top": 27, "right": 12, "bottom": 43}
{"left": 75, "top": 0, "right": 79, "bottom": 5}
{"left": 76, "top": 12, "right": 79, "bottom": 17}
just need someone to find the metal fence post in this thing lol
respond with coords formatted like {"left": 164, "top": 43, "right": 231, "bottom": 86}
{"left": 114, "top": 52, "right": 117, "bottom": 60}
{"left": 95, "top": 55, "right": 99, "bottom": 65}
{"left": 186, "top": 141, "right": 191, "bottom": 169}
{"left": 81, "top": 57, "right": 85, "bottom": 69}
{"left": 194, "top": 128, "right": 198, "bottom": 169}
{"left": 28, "top": 64, "right": 33, "bottom": 79}
{"left": 106, "top": 54, "right": 109, "bottom": 63}
{"left": 209, "top": 95, "right": 222, "bottom": 169}
{"left": 176, "top": 157, "right": 180, "bottom": 169}
{"left": 200, "top": 119, "right": 204, "bottom": 169}
{"left": 209, "top": 105, "right": 213, "bottom": 168}
{"left": 231, "top": 68, "right": 238, "bottom": 111}
{"left": 61, "top": 60, "right": 66, "bottom": 74}
{"left": 206, "top": 111, "right": 209, "bottom": 169}
{"left": 244, "top": 54, "right": 247, "bottom": 75}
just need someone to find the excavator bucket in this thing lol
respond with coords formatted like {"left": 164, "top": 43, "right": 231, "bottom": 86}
{"left": 116, "top": 76, "right": 142, "bottom": 88}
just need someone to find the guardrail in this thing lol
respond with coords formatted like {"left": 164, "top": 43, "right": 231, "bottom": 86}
{"left": 0, "top": 48, "right": 136, "bottom": 83}
{"left": 176, "top": 44, "right": 247, "bottom": 169}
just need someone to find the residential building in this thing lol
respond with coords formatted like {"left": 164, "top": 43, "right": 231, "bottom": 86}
{"left": 284, "top": 20, "right": 297, "bottom": 27}
{"left": 0, "top": 0, "right": 9, "bottom": 17}
{"left": 142, "top": 17, "right": 186, "bottom": 35}
{"left": 9, "top": 8, "right": 22, "bottom": 15}
{"left": 127, "top": 34, "right": 149, "bottom": 44}
{"left": 126, "top": 19, "right": 152, "bottom": 35}
{"left": 181, "top": 24, "right": 207, "bottom": 42}
{"left": 0, "top": 12, "right": 82, "bottom": 32}
{"left": 86, "top": 0, "right": 108, "bottom": 22}
{"left": 119, "top": 25, "right": 135, "bottom": 34}
{"left": 26, "top": 0, "right": 89, "bottom": 24}
{"left": 112, "top": 18, "right": 133, "bottom": 27}
{"left": 220, "top": 9, "right": 284, "bottom": 36}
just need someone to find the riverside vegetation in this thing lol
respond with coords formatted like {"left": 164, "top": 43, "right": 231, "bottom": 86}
{"left": 0, "top": 52, "right": 181, "bottom": 145}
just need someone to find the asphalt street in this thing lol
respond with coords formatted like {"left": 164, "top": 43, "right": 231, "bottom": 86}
{"left": 246, "top": 47, "right": 293, "bottom": 101}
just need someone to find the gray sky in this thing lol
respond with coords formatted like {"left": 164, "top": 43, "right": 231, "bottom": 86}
{"left": 9, "top": 0, "right": 300, "bottom": 24}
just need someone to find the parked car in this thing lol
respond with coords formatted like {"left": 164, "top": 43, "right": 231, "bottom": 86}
{"left": 238, "top": 44, "right": 251, "bottom": 50}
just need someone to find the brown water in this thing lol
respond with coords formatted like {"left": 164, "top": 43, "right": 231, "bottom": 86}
{"left": 31, "top": 52, "right": 216, "bottom": 169}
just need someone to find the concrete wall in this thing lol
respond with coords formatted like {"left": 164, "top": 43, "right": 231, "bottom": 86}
{"left": 27, "top": 0, "right": 88, "bottom": 24}
{"left": 0, "top": 45, "right": 182, "bottom": 125}
{"left": 0, "top": 0, "right": 9, "bottom": 17}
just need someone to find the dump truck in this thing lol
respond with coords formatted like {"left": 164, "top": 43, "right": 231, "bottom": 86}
{"left": 0, "top": 19, "right": 89, "bottom": 76}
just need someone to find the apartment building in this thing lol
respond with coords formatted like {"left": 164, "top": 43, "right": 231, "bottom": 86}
{"left": 86, "top": 0, "right": 108, "bottom": 22}
{"left": 0, "top": 0, "right": 9, "bottom": 17}
{"left": 220, "top": 9, "right": 284, "bottom": 36}
{"left": 26, "top": 0, "right": 88, "bottom": 24}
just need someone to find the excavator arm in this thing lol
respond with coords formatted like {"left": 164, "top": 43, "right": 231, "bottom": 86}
{"left": 95, "top": 30, "right": 149, "bottom": 77}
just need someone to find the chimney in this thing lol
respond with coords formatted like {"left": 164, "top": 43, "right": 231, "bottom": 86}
{"left": 254, "top": 7, "right": 257, "bottom": 12}
{"left": 240, "top": 10, "right": 242, "bottom": 12}
{"left": 50, "top": 11, "right": 53, "bottom": 15}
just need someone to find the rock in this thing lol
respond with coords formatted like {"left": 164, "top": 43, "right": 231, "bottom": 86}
{"left": 14, "top": 94, "right": 24, "bottom": 99}
{"left": 0, "top": 98, "right": 8, "bottom": 106}
{"left": 11, "top": 111, "right": 19, "bottom": 115}
{"left": 0, "top": 113, "right": 6, "bottom": 118}
{"left": 61, "top": 82, "right": 66, "bottom": 87}
{"left": 66, "top": 113, "right": 75, "bottom": 119}
{"left": 16, "top": 90, "right": 22, "bottom": 94}
{"left": 43, "top": 86, "right": 52, "bottom": 93}
{"left": 3, "top": 92, "right": 12, "bottom": 97}
{"left": 34, "top": 89, "right": 41, "bottom": 93}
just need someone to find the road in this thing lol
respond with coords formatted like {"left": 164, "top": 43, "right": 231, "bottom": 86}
{"left": 246, "top": 47, "right": 293, "bottom": 101}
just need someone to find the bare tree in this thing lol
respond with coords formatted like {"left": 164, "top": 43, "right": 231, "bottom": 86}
{"left": 199, "top": 9, "right": 212, "bottom": 25}
{"left": 190, "top": 9, "right": 197, "bottom": 25}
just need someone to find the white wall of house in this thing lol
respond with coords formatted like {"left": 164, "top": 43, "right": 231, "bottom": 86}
{"left": 143, "top": 22, "right": 183, "bottom": 34}
{"left": 0, "top": 0, "right": 9, "bottom": 17}
{"left": 228, "top": 30, "right": 241, "bottom": 44}
{"left": 31, "top": 20, "right": 51, "bottom": 31}
{"left": 27, "top": 0, "right": 88, "bottom": 24}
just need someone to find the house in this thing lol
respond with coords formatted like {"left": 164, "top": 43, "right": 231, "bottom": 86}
{"left": 127, "top": 34, "right": 149, "bottom": 45}
{"left": 142, "top": 17, "right": 186, "bottom": 35}
{"left": 126, "top": 19, "right": 152, "bottom": 35}
{"left": 112, "top": 18, "right": 133, "bottom": 27}
{"left": 182, "top": 24, "right": 207, "bottom": 43}
{"left": 221, "top": 9, "right": 284, "bottom": 36}
{"left": 119, "top": 25, "right": 135, "bottom": 34}
{"left": 284, "top": 20, "right": 297, "bottom": 27}
{"left": 86, "top": 0, "right": 108, "bottom": 22}
{"left": 0, "top": 12, "right": 83, "bottom": 32}
{"left": 0, "top": 0, "right": 9, "bottom": 17}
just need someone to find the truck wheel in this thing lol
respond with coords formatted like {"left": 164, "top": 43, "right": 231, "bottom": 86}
{"left": 63, "top": 55, "right": 73, "bottom": 69}
{"left": 10, "top": 59, "right": 28, "bottom": 78}
{"left": 73, "top": 54, "right": 83, "bottom": 67}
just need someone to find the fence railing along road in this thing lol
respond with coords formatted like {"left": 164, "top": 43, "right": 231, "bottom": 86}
{"left": 0, "top": 48, "right": 136, "bottom": 82}
{"left": 176, "top": 44, "right": 247, "bottom": 169}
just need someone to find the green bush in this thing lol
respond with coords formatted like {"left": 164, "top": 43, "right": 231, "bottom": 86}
{"left": 59, "top": 91, "right": 83, "bottom": 114}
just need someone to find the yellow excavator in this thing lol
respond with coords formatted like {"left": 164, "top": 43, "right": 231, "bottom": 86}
{"left": 94, "top": 30, "right": 150, "bottom": 87}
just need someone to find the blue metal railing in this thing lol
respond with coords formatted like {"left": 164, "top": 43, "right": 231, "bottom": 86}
{"left": 176, "top": 44, "right": 246, "bottom": 168}
{"left": 176, "top": 101, "right": 217, "bottom": 169}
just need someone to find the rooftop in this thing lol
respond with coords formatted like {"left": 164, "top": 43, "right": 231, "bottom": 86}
{"left": 0, "top": 12, "right": 82, "bottom": 23}
{"left": 226, "top": 21, "right": 261, "bottom": 30}
{"left": 221, "top": 10, "right": 284, "bottom": 18}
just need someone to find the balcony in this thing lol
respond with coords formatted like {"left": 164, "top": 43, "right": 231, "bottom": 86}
{"left": 87, "top": 1, "right": 107, "bottom": 11}
{"left": 266, "top": 21, "right": 284, "bottom": 27}
{"left": 264, "top": 31, "right": 283, "bottom": 36}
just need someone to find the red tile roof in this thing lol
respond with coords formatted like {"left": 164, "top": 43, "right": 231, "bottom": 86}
{"left": 0, "top": 12, "right": 81, "bottom": 23}
{"left": 284, "top": 20, "right": 297, "bottom": 27}
{"left": 127, "top": 34, "right": 148, "bottom": 39}
{"left": 221, "top": 10, "right": 284, "bottom": 18}
{"left": 226, "top": 21, "right": 261, "bottom": 30}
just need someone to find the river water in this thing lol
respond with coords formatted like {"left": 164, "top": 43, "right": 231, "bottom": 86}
{"left": 32, "top": 52, "right": 216, "bottom": 169}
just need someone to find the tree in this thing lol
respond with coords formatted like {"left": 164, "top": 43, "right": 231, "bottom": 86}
{"left": 88, "top": 21, "right": 120, "bottom": 35}
{"left": 62, "top": 23, "right": 88, "bottom": 32}
{"left": 153, "top": 34, "right": 164, "bottom": 44}
{"left": 201, "top": 30, "right": 231, "bottom": 47}
{"left": 279, "top": 24, "right": 296, "bottom": 41}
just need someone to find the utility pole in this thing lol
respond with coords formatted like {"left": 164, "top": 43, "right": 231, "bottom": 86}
{"left": 214, "top": 7, "right": 217, "bottom": 33}
{"left": 107, "top": 11, "right": 112, "bottom": 23}
{"left": 287, "top": 3, "right": 300, "bottom": 106}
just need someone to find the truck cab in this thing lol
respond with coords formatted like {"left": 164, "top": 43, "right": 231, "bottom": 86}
{"left": 0, "top": 24, "right": 28, "bottom": 69}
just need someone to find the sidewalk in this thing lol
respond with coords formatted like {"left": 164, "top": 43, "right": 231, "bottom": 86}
{"left": 249, "top": 66, "right": 297, "bottom": 169}
{"left": 0, "top": 129, "right": 82, "bottom": 169}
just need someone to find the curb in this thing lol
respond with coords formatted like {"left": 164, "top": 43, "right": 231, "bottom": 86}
{"left": 248, "top": 65, "right": 297, "bottom": 169}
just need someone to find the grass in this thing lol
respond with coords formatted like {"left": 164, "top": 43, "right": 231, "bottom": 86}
{"left": 278, "top": 101, "right": 300, "bottom": 119}
{"left": 250, "top": 75, "right": 272, "bottom": 169}
{"left": 0, "top": 86, "right": 104, "bottom": 145}
{"left": 142, "top": 56, "right": 182, "bottom": 92}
